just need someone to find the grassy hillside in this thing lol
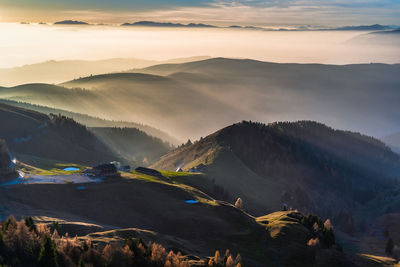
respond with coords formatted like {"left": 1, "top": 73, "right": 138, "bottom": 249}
{"left": 0, "top": 103, "right": 119, "bottom": 165}
{"left": 1, "top": 170, "right": 391, "bottom": 266}
{"left": 0, "top": 170, "right": 269, "bottom": 265}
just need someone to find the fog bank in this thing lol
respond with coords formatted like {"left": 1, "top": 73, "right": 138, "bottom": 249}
{"left": 0, "top": 23, "right": 399, "bottom": 69}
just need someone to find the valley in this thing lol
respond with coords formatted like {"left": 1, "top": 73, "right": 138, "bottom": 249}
{"left": 0, "top": 58, "right": 399, "bottom": 140}
{"left": 1, "top": 0, "right": 400, "bottom": 263}
{"left": 0, "top": 57, "right": 399, "bottom": 266}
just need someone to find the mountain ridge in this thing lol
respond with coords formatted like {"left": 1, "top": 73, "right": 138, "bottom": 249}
{"left": 0, "top": 102, "right": 120, "bottom": 165}
{"left": 2, "top": 58, "right": 400, "bottom": 140}
{"left": 0, "top": 99, "right": 180, "bottom": 145}
{"left": 153, "top": 120, "right": 400, "bottom": 220}
{"left": 0, "top": 56, "right": 211, "bottom": 87}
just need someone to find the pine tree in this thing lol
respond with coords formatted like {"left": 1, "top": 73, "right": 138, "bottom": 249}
{"left": 386, "top": 238, "right": 394, "bottom": 256}
{"left": 38, "top": 235, "right": 58, "bottom": 267}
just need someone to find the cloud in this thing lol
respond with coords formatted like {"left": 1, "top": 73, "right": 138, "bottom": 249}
{"left": 130, "top": 0, "right": 400, "bottom": 26}
{"left": 0, "top": 0, "right": 399, "bottom": 25}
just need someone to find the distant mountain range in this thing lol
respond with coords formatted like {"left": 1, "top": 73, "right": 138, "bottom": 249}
{"left": 54, "top": 20, "right": 89, "bottom": 25}
{"left": 52, "top": 19, "right": 397, "bottom": 32}
{"left": 120, "top": 22, "right": 397, "bottom": 31}
{"left": 330, "top": 24, "right": 394, "bottom": 31}
{"left": 122, "top": 21, "right": 396, "bottom": 31}
{"left": 121, "top": 21, "right": 216, "bottom": 28}
{"left": 1, "top": 58, "right": 399, "bottom": 140}
{"left": 0, "top": 56, "right": 210, "bottom": 87}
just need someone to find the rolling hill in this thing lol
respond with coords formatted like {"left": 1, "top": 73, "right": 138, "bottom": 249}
{"left": 0, "top": 167, "right": 388, "bottom": 266}
{"left": 0, "top": 56, "right": 210, "bottom": 87}
{"left": 1, "top": 58, "right": 400, "bottom": 140}
{"left": 70, "top": 58, "right": 400, "bottom": 139}
{"left": 0, "top": 103, "right": 119, "bottom": 165}
{"left": 0, "top": 99, "right": 180, "bottom": 145}
{"left": 152, "top": 121, "right": 400, "bottom": 232}
{"left": 0, "top": 118, "right": 397, "bottom": 265}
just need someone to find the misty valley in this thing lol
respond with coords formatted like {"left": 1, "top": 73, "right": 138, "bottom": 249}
{"left": 0, "top": 14, "right": 400, "bottom": 267}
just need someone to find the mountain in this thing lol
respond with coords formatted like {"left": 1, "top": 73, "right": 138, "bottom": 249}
{"left": 0, "top": 156, "right": 387, "bottom": 266}
{"left": 382, "top": 131, "right": 400, "bottom": 154}
{"left": 0, "top": 57, "right": 210, "bottom": 87}
{"left": 136, "top": 58, "right": 400, "bottom": 138}
{"left": 2, "top": 58, "right": 400, "bottom": 140}
{"left": 0, "top": 119, "right": 395, "bottom": 265}
{"left": 121, "top": 21, "right": 217, "bottom": 28}
{"left": 89, "top": 127, "right": 172, "bottom": 165}
{"left": 58, "top": 73, "right": 239, "bottom": 140}
{"left": 120, "top": 22, "right": 395, "bottom": 31}
{"left": 0, "top": 99, "right": 180, "bottom": 145}
{"left": 54, "top": 20, "right": 89, "bottom": 25}
{"left": 348, "top": 28, "right": 400, "bottom": 45}
{"left": 331, "top": 24, "right": 393, "bottom": 31}
{"left": 0, "top": 103, "right": 119, "bottom": 165}
{"left": 1, "top": 168, "right": 378, "bottom": 266}
{"left": 152, "top": 121, "right": 400, "bottom": 226}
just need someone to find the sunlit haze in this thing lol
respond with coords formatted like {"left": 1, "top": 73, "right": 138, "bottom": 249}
{"left": 1, "top": 23, "right": 399, "bottom": 68}
{"left": 1, "top": 1, "right": 400, "bottom": 266}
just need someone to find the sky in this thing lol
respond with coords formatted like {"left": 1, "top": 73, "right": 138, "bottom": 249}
{"left": 0, "top": 0, "right": 399, "bottom": 26}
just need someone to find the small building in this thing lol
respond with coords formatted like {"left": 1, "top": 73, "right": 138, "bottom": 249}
{"left": 110, "top": 161, "right": 130, "bottom": 172}
{"left": 135, "top": 167, "right": 162, "bottom": 177}
{"left": 91, "top": 164, "right": 118, "bottom": 177}
{"left": 110, "top": 161, "right": 121, "bottom": 169}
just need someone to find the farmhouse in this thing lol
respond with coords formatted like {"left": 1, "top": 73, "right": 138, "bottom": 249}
{"left": 91, "top": 163, "right": 118, "bottom": 177}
